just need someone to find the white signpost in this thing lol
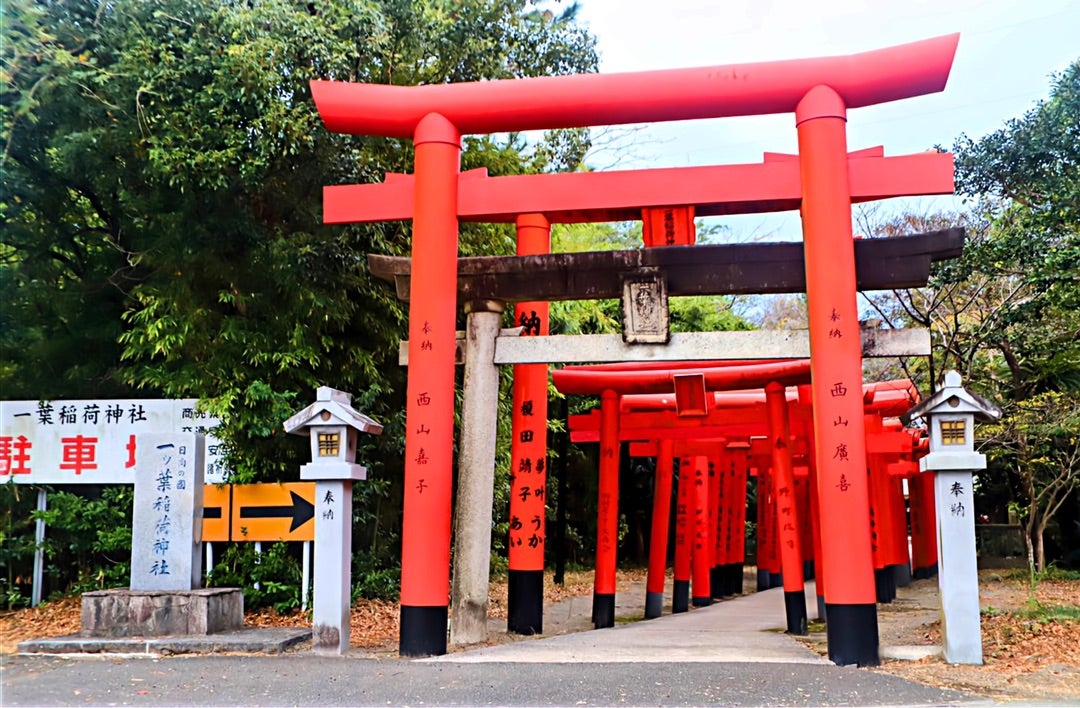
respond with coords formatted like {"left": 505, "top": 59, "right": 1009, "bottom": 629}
{"left": 0, "top": 399, "right": 229, "bottom": 605}
{"left": 0, "top": 399, "right": 228, "bottom": 485}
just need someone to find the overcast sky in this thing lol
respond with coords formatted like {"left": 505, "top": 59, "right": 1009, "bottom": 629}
{"left": 571, "top": 0, "right": 1078, "bottom": 238}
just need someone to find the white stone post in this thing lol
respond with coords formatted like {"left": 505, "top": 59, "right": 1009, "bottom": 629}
{"left": 907, "top": 370, "right": 1001, "bottom": 666}
{"left": 450, "top": 299, "right": 504, "bottom": 645}
{"left": 308, "top": 479, "right": 356, "bottom": 654}
{"left": 285, "top": 386, "right": 382, "bottom": 656}
{"left": 934, "top": 470, "right": 982, "bottom": 664}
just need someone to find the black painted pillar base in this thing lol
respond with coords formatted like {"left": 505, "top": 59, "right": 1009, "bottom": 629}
{"left": 803, "top": 559, "right": 815, "bottom": 581}
{"left": 824, "top": 603, "right": 879, "bottom": 666}
{"left": 892, "top": 563, "right": 912, "bottom": 588}
{"left": 692, "top": 594, "right": 713, "bottom": 607}
{"left": 874, "top": 568, "right": 896, "bottom": 603}
{"left": 400, "top": 605, "right": 448, "bottom": 657}
{"left": 784, "top": 590, "right": 809, "bottom": 635}
{"left": 644, "top": 591, "right": 664, "bottom": 619}
{"left": 710, "top": 566, "right": 725, "bottom": 598}
{"left": 756, "top": 569, "right": 770, "bottom": 592}
{"left": 507, "top": 569, "right": 544, "bottom": 635}
{"left": 817, "top": 595, "right": 827, "bottom": 623}
{"left": 770, "top": 571, "right": 784, "bottom": 589}
{"left": 726, "top": 564, "right": 744, "bottom": 595}
{"left": 593, "top": 591, "right": 615, "bottom": 628}
{"left": 672, "top": 579, "right": 690, "bottom": 613}
{"left": 913, "top": 562, "right": 938, "bottom": 580}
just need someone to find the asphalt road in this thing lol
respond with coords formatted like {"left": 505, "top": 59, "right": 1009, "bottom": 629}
{"left": 1, "top": 654, "right": 979, "bottom": 707}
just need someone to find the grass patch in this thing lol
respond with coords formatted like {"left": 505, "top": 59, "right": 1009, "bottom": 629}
{"left": 1037, "top": 566, "right": 1080, "bottom": 582}
{"left": 1018, "top": 603, "right": 1080, "bottom": 623}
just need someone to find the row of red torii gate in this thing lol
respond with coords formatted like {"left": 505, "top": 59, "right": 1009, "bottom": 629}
{"left": 309, "top": 33, "right": 968, "bottom": 666}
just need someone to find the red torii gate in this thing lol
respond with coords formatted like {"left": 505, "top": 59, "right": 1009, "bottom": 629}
{"left": 553, "top": 360, "right": 814, "bottom": 629}
{"left": 566, "top": 375, "right": 925, "bottom": 634}
{"left": 311, "top": 34, "right": 960, "bottom": 663}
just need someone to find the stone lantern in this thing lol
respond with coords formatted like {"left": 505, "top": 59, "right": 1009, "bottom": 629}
{"left": 904, "top": 370, "right": 1001, "bottom": 665}
{"left": 284, "top": 386, "right": 382, "bottom": 654}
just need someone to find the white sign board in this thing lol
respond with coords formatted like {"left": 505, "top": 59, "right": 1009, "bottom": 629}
{"left": 0, "top": 399, "right": 229, "bottom": 485}
{"left": 131, "top": 433, "right": 204, "bottom": 591}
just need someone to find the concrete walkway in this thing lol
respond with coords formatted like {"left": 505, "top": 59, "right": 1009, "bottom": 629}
{"left": 430, "top": 581, "right": 825, "bottom": 664}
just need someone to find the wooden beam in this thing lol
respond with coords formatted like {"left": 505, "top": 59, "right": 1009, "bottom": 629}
{"left": 369, "top": 229, "right": 963, "bottom": 303}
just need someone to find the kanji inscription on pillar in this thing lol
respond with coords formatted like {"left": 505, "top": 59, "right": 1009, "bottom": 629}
{"left": 131, "top": 432, "right": 204, "bottom": 591}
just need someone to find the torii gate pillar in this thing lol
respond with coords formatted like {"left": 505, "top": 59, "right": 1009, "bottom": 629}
{"left": 507, "top": 214, "right": 553, "bottom": 635}
{"left": 399, "top": 113, "right": 462, "bottom": 657}
{"left": 796, "top": 86, "right": 879, "bottom": 666}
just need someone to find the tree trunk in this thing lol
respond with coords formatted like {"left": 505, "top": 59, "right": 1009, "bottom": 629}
{"left": 1035, "top": 517, "right": 1048, "bottom": 573}
{"left": 1024, "top": 510, "right": 1037, "bottom": 579}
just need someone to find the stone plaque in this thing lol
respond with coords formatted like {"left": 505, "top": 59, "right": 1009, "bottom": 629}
{"left": 621, "top": 270, "right": 669, "bottom": 344}
{"left": 131, "top": 433, "right": 204, "bottom": 591}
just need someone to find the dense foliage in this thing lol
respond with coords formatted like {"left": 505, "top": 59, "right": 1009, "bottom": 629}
{"left": 1, "top": 0, "right": 598, "bottom": 606}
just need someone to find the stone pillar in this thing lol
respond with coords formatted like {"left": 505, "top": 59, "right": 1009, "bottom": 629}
{"left": 310, "top": 479, "right": 356, "bottom": 654}
{"left": 935, "top": 470, "right": 983, "bottom": 664}
{"left": 450, "top": 299, "right": 504, "bottom": 645}
{"left": 131, "top": 432, "right": 204, "bottom": 592}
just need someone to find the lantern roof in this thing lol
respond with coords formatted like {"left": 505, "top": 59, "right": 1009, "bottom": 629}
{"left": 284, "top": 386, "right": 383, "bottom": 436}
{"left": 903, "top": 370, "right": 1002, "bottom": 424}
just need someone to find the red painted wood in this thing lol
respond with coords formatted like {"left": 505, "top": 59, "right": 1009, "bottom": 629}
{"left": 508, "top": 214, "right": 552, "bottom": 573}
{"left": 400, "top": 114, "right": 461, "bottom": 609}
{"left": 312, "top": 35, "right": 958, "bottom": 138}
{"left": 796, "top": 86, "right": 876, "bottom": 606}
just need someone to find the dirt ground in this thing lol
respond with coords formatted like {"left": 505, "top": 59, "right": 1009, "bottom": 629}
{"left": 3, "top": 567, "right": 1077, "bottom": 703}
{"left": 861, "top": 570, "right": 1080, "bottom": 703}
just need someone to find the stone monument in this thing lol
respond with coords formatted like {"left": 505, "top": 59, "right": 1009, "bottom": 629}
{"left": 82, "top": 432, "right": 243, "bottom": 638}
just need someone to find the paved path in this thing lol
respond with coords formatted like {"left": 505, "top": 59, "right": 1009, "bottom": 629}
{"left": 440, "top": 581, "right": 826, "bottom": 664}
{"left": 2, "top": 581, "right": 986, "bottom": 706}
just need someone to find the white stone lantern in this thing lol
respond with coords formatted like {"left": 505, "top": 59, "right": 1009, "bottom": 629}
{"left": 284, "top": 386, "right": 382, "bottom": 654}
{"left": 284, "top": 386, "right": 383, "bottom": 480}
{"left": 909, "top": 371, "right": 1000, "bottom": 474}
{"left": 905, "top": 370, "right": 1001, "bottom": 665}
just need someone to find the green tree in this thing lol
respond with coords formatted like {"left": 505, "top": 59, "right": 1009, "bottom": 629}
{"left": 2, "top": 0, "right": 598, "bottom": 482}
{"left": 1, "top": 0, "right": 598, "bottom": 599}
{"left": 952, "top": 62, "right": 1080, "bottom": 572}
{"left": 983, "top": 392, "right": 1080, "bottom": 573}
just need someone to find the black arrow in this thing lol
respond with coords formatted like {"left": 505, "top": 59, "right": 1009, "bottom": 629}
{"left": 239, "top": 491, "right": 315, "bottom": 532}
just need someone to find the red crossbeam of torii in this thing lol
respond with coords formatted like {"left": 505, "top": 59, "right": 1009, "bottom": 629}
{"left": 323, "top": 148, "right": 953, "bottom": 224}
{"left": 312, "top": 35, "right": 959, "bottom": 137}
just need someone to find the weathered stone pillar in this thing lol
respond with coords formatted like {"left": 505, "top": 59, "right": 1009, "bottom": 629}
{"left": 450, "top": 299, "right": 505, "bottom": 645}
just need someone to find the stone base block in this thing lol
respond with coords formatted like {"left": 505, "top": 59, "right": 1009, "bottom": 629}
{"left": 81, "top": 588, "right": 243, "bottom": 637}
